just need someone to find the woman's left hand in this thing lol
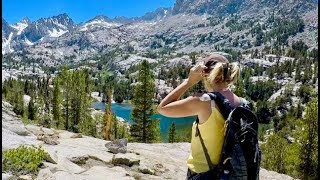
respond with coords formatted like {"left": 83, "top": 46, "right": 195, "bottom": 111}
{"left": 187, "top": 64, "right": 208, "bottom": 85}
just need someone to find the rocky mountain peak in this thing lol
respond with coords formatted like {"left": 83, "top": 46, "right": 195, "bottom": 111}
{"left": 20, "top": 17, "right": 31, "bottom": 24}
{"left": 10, "top": 17, "right": 31, "bottom": 36}
{"left": 18, "top": 13, "right": 76, "bottom": 42}
{"left": 77, "top": 14, "right": 121, "bottom": 32}
{"left": 43, "top": 13, "right": 75, "bottom": 29}
{"left": 88, "top": 15, "right": 111, "bottom": 23}
{"left": 139, "top": 7, "right": 172, "bottom": 21}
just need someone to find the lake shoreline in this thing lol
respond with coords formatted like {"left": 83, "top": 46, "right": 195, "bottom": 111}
{"left": 92, "top": 101, "right": 196, "bottom": 142}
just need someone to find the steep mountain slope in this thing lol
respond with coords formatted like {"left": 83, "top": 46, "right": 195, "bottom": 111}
{"left": 172, "top": 0, "right": 317, "bottom": 17}
{"left": 2, "top": 0, "right": 318, "bottom": 64}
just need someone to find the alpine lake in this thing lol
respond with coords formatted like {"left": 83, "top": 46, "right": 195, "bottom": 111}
{"left": 92, "top": 101, "right": 196, "bottom": 142}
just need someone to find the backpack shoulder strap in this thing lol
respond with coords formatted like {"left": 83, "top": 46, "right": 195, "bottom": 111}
{"left": 195, "top": 118, "right": 215, "bottom": 170}
{"left": 194, "top": 93, "right": 217, "bottom": 170}
{"left": 194, "top": 92, "right": 232, "bottom": 171}
{"left": 207, "top": 92, "right": 232, "bottom": 120}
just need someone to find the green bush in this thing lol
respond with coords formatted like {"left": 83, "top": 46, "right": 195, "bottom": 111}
{"left": 2, "top": 145, "right": 50, "bottom": 175}
{"left": 261, "top": 134, "right": 289, "bottom": 174}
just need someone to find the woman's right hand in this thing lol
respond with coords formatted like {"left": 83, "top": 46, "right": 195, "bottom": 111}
{"left": 187, "top": 64, "right": 208, "bottom": 85}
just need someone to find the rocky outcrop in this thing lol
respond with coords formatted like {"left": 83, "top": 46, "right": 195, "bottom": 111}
{"left": 2, "top": 101, "right": 296, "bottom": 180}
{"left": 112, "top": 153, "right": 140, "bottom": 166}
{"left": 105, "top": 138, "right": 128, "bottom": 154}
{"left": 2, "top": 101, "right": 41, "bottom": 150}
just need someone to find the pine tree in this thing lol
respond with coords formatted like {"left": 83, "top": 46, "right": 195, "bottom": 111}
{"left": 301, "top": 64, "right": 312, "bottom": 84}
{"left": 2, "top": 80, "right": 9, "bottom": 99}
{"left": 104, "top": 89, "right": 113, "bottom": 140}
{"left": 70, "top": 70, "right": 93, "bottom": 134}
{"left": 295, "top": 64, "right": 301, "bottom": 82}
{"left": 168, "top": 122, "right": 176, "bottom": 143}
{"left": 83, "top": 68, "right": 91, "bottom": 94}
{"left": 243, "top": 67, "right": 252, "bottom": 88}
{"left": 130, "top": 60, "right": 161, "bottom": 143}
{"left": 234, "top": 78, "right": 245, "bottom": 97}
{"left": 116, "top": 123, "right": 129, "bottom": 139}
{"left": 69, "top": 71, "right": 82, "bottom": 132}
{"left": 78, "top": 70, "right": 95, "bottom": 136}
{"left": 312, "top": 61, "right": 318, "bottom": 84}
{"left": 24, "top": 80, "right": 29, "bottom": 95}
{"left": 57, "top": 68, "right": 94, "bottom": 134}
{"left": 13, "top": 91, "right": 25, "bottom": 116}
{"left": 112, "top": 114, "right": 118, "bottom": 139}
{"left": 294, "top": 101, "right": 303, "bottom": 119}
{"left": 114, "top": 80, "right": 127, "bottom": 103}
{"left": 52, "top": 78, "right": 62, "bottom": 128}
{"left": 28, "top": 95, "right": 37, "bottom": 121}
{"left": 261, "top": 134, "right": 289, "bottom": 174}
{"left": 40, "top": 76, "right": 51, "bottom": 127}
{"left": 101, "top": 71, "right": 115, "bottom": 140}
{"left": 298, "top": 98, "right": 318, "bottom": 179}
{"left": 189, "top": 52, "right": 197, "bottom": 65}
{"left": 60, "top": 67, "right": 72, "bottom": 130}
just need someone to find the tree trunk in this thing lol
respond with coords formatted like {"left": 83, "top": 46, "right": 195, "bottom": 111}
{"left": 105, "top": 89, "right": 113, "bottom": 140}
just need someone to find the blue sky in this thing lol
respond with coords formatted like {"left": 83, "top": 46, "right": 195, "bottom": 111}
{"left": 3, "top": 0, "right": 176, "bottom": 24}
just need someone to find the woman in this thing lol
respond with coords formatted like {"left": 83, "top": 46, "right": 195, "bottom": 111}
{"left": 157, "top": 53, "right": 241, "bottom": 179}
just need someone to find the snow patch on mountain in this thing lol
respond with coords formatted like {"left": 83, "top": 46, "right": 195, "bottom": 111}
{"left": 80, "top": 20, "right": 120, "bottom": 31}
{"left": 10, "top": 22, "right": 28, "bottom": 35}
{"left": 48, "top": 28, "right": 68, "bottom": 37}
{"left": 24, "top": 37, "right": 34, "bottom": 45}
{"left": 2, "top": 32, "right": 14, "bottom": 54}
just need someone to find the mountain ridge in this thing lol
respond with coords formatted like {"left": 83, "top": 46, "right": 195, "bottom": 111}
{"left": 3, "top": 0, "right": 318, "bottom": 25}
{"left": 2, "top": 0, "right": 318, "bottom": 58}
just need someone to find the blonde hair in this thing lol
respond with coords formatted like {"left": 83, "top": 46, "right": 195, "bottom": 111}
{"left": 202, "top": 54, "right": 240, "bottom": 90}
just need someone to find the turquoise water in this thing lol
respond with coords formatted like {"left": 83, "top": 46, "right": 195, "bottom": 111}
{"left": 92, "top": 102, "right": 196, "bottom": 142}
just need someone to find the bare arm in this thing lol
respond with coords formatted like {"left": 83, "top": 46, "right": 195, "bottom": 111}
{"left": 157, "top": 64, "right": 208, "bottom": 117}
{"left": 158, "top": 80, "right": 193, "bottom": 108}
{"left": 157, "top": 80, "right": 197, "bottom": 117}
